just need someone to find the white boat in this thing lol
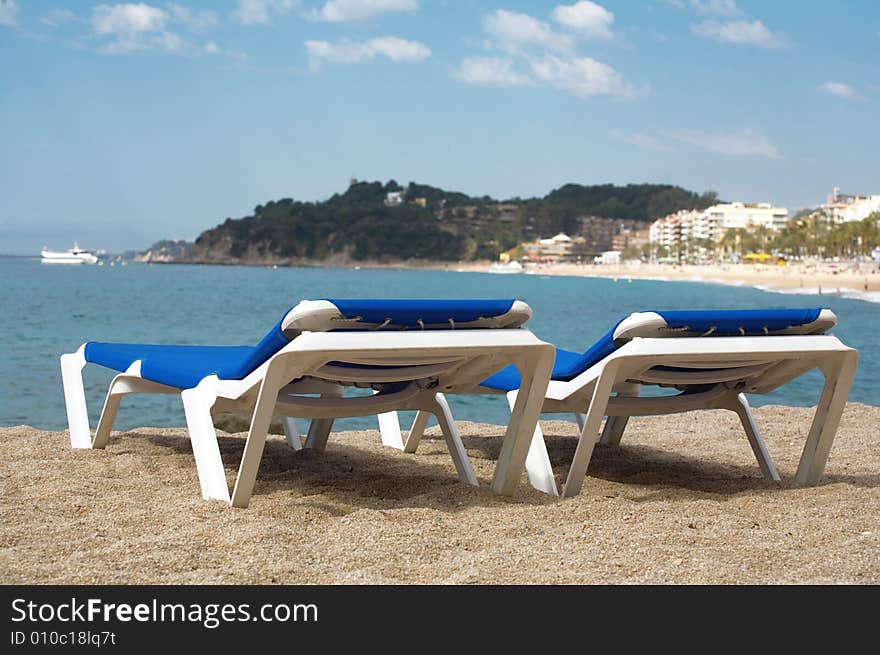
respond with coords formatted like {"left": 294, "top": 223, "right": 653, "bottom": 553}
{"left": 488, "top": 260, "right": 523, "bottom": 274}
{"left": 41, "top": 243, "right": 99, "bottom": 265}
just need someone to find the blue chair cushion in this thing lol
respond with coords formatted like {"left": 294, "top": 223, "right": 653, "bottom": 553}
{"left": 83, "top": 299, "right": 523, "bottom": 389}
{"left": 481, "top": 347, "right": 588, "bottom": 392}
{"left": 323, "top": 298, "right": 516, "bottom": 327}
{"left": 654, "top": 308, "right": 822, "bottom": 335}
{"left": 85, "top": 316, "right": 290, "bottom": 389}
{"left": 479, "top": 307, "right": 825, "bottom": 392}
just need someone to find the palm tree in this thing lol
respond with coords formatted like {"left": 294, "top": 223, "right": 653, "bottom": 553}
{"left": 720, "top": 228, "right": 739, "bottom": 261}
{"left": 805, "top": 214, "right": 827, "bottom": 257}
{"left": 754, "top": 224, "right": 771, "bottom": 253}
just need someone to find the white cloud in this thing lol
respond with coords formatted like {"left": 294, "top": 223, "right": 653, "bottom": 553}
{"left": 665, "top": 0, "right": 741, "bottom": 16}
{"left": 41, "top": 8, "right": 82, "bottom": 27}
{"left": 454, "top": 57, "right": 531, "bottom": 86}
{"left": 667, "top": 128, "right": 780, "bottom": 158}
{"left": 234, "top": 0, "right": 297, "bottom": 25}
{"left": 167, "top": 3, "right": 218, "bottom": 30}
{"left": 93, "top": 3, "right": 166, "bottom": 34}
{"left": 552, "top": 1, "right": 614, "bottom": 40}
{"left": 819, "top": 81, "right": 855, "bottom": 98}
{"left": 530, "top": 54, "right": 637, "bottom": 98}
{"left": 689, "top": 0, "right": 740, "bottom": 16}
{"left": 368, "top": 36, "right": 429, "bottom": 60}
{"left": 457, "top": 7, "right": 639, "bottom": 100}
{"left": 484, "top": 9, "right": 573, "bottom": 54}
{"left": 308, "top": 0, "right": 417, "bottom": 22}
{"left": 92, "top": 3, "right": 184, "bottom": 54}
{"left": 0, "top": 0, "right": 19, "bottom": 27}
{"left": 692, "top": 19, "right": 788, "bottom": 48}
{"left": 610, "top": 129, "right": 670, "bottom": 151}
{"left": 203, "top": 40, "right": 219, "bottom": 54}
{"left": 306, "top": 36, "right": 430, "bottom": 69}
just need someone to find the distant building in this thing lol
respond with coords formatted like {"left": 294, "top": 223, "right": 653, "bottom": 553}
{"left": 411, "top": 197, "right": 427, "bottom": 208}
{"left": 435, "top": 203, "right": 518, "bottom": 231}
{"left": 522, "top": 232, "right": 578, "bottom": 262}
{"left": 566, "top": 215, "right": 648, "bottom": 257}
{"left": 595, "top": 250, "right": 621, "bottom": 265}
{"left": 384, "top": 191, "right": 405, "bottom": 207}
{"left": 612, "top": 225, "right": 650, "bottom": 252}
{"left": 649, "top": 211, "right": 692, "bottom": 249}
{"left": 703, "top": 202, "right": 789, "bottom": 233}
{"left": 649, "top": 202, "right": 789, "bottom": 249}
{"left": 824, "top": 187, "right": 880, "bottom": 224}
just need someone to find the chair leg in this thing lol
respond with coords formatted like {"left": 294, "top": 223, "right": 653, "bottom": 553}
{"left": 561, "top": 363, "right": 620, "bottom": 498}
{"left": 599, "top": 385, "right": 638, "bottom": 446}
{"left": 181, "top": 379, "right": 231, "bottom": 503}
{"left": 509, "top": 390, "right": 558, "bottom": 496}
{"left": 492, "top": 347, "right": 555, "bottom": 496}
{"left": 231, "top": 366, "right": 287, "bottom": 508}
{"left": 599, "top": 415, "right": 629, "bottom": 446}
{"left": 302, "top": 388, "right": 343, "bottom": 453}
{"left": 795, "top": 351, "right": 858, "bottom": 486}
{"left": 92, "top": 386, "right": 124, "bottom": 450}
{"left": 378, "top": 411, "right": 404, "bottom": 450}
{"left": 282, "top": 417, "right": 302, "bottom": 450}
{"left": 726, "top": 393, "right": 779, "bottom": 482}
{"left": 60, "top": 347, "right": 92, "bottom": 449}
{"left": 403, "top": 410, "right": 431, "bottom": 454}
{"left": 574, "top": 413, "right": 587, "bottom": 432}
{"left": 303, "top": 418, "right": 335, "bottom": 453}
{"left": 428, "top": 394, "right": 478, "bottom": 486}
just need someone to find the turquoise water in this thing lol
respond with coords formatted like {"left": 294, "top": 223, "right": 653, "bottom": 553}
{"left": 1, "top": 256, "right": 877, "bottom": 431}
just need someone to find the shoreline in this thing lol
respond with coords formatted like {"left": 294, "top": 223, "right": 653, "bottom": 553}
{"left": 71, "top": 256, "right": 880, "bottom": 303}
{"left": 455, "top": 261, "right": 880, "bottom": 304}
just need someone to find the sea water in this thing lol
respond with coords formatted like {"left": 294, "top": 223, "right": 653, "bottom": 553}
{"left": 1, "top": 256, "right": 877, "bottom": 431}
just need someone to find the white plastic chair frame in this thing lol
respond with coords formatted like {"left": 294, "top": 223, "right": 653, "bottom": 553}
{"left": 383, "top": 334, "right": 858, "bottom": 498}
{"left": 61, "top": 329, "right": 554, "bottom": 507}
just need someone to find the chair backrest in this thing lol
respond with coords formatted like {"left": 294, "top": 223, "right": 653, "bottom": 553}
{"left": 613, "top": 308, "right": 836, "bottom": 340}
{"left": 241, "top": 299, "right": 531, "bottom": 379}
{"left": 280, "top": 299, "right": 533, "bottom": 336}
{"left": 553, "top": 308, "right": 837, "bottom": 382}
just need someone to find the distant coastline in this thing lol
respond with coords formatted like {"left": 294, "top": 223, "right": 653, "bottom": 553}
{"left": 143, "top": 255, "right": 880, "bottom": 304}
{"left": 151, "top": 254, "right": 473, "bottom": 271}
{"left": 487, "top": 261, "right": 880, "bottom": 304}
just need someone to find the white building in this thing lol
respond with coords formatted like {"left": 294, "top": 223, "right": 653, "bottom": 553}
{"left": 703, "top": 202, "right": 789, "bottom": 232}
{"left": 595, "top": 250, "right": 621, "bottom": 265}
{"left": 649, "top": 202, "right": 789, "bottom": 252}
{"left": 522, "top": 232, "right": 579, "bottom": 262}
{"left": 648, "top": 210, "right": 712, "bottom": 248}
{"left": 824, "top": 187, "right": 880, "bottom": 224}
{"left": 384, "top": 191, "right": 404, "bottom": 207}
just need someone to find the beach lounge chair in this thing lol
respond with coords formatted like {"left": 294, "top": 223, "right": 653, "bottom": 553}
{"left": 386, "top": 308, "right": 858, "bottom": 498}
{"left": 60, "top": 299, "right": 554, "bottom": 507}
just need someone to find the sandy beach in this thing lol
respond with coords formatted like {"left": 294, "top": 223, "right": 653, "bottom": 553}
{"left": 1, "top": 403, "right": 877, "bottom": 584}
{"left": 454, "top": 260, "right": 880, "bottom": 300}
{"left": 550, "top": 262, "right": 879, "bottom": 293}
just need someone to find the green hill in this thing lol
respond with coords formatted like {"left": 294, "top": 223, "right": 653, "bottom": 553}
{"left": 185, "top": 180, "right": 716, "bottom": 264}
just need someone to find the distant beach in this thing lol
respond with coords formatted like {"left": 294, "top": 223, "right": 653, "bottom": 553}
{"left": 453, "top": 260, "right": 880, "bottom": 303}
{"left": 151, "top": 256, "right": 880, "bottom": 303}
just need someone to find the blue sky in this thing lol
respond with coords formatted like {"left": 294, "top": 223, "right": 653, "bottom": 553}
{"left": 1, "top": 0, "right": 878, "bottom": 253}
